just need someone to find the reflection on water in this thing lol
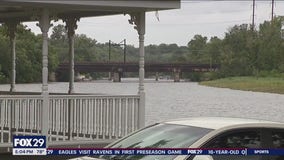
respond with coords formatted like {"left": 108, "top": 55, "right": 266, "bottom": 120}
{"left": 0, "top": 78, "right": 283, "bottom": 125}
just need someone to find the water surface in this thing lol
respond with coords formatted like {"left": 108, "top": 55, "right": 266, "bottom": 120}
{"left": 0, "top": 78, "right": 283, "bottom": 125}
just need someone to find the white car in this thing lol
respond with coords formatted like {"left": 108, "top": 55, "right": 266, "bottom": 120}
{"left": 74, "top": 117, "right": 284, "bottom": 160}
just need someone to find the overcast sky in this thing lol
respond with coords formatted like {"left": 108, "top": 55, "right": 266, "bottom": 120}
{"left": 24, "top": 1, "right": 284, "bottom": 47}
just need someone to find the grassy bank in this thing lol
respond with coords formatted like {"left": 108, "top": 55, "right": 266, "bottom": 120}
{"left": 200, "top": 77, "right": 284, "bottom": 94}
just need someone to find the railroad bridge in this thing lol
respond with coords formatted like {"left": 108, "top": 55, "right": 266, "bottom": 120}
{"left": 57, "top": 62, "right": 219, "bottom": 82}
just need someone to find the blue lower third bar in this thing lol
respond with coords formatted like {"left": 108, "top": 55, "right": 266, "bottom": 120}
{"left": 46, "top": 148, "right": 284, "bottom": 156}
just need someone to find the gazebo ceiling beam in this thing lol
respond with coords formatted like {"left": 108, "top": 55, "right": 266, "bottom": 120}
{"left": 0, "top": 10, "right": 124, "bottom": 23}
{"left": 56, "top": 11, "right": 122, "bottom": 20}
{"left": 1, "top": 1, "right": 180, "bottom": 11}
{"left": 0, "top": 0, "right": 180, "bottom": 23}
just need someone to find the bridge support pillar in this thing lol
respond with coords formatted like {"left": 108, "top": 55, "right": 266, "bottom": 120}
{"left": 155, "top": 72, "right": 159, "bottom": 81}
{"left": 113, "top": 72, "right": 121, "bottom": 82}
{"left": 173, "top": 68, "right": 181, "bottom": 82}
{"left": 64, "top": 17, "right": 79, "bottom": 94}
{"left": 6, "top": 21, "right": 19, "bottom": 93}
{"left": 108, "top": 72, "right": 112, "bottom": 81}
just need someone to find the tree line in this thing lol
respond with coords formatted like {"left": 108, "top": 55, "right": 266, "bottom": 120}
{"left": 0, "top": 17, "right": 283, "bottom": 83}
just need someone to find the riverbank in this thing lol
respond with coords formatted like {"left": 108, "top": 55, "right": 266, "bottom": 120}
{"left": 200, "top": 77, "right": 284, "bottom": 94}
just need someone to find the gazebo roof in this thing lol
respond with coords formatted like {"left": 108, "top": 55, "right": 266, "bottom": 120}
{"left": 0, "top": 0, "right": 180, "bottom": 22}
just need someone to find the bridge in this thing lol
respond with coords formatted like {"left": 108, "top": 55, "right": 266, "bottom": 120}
{"left": 57, "top": 62, "right": 220, "bottom": 82}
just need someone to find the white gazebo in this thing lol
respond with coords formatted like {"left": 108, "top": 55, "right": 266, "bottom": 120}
{"left": 0, "top": 0, "right": 180, "bottom": 150}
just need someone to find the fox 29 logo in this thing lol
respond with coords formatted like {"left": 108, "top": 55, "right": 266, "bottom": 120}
{"left": 13, "top": 136, "right": 46, "bottom": 148}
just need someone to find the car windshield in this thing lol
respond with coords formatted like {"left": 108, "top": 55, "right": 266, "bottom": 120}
{"left": 97, "top": 123, "right": 213, "bottom": 160}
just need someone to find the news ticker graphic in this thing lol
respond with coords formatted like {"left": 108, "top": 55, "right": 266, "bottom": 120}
{"left": 12, "top": 136, "right": 284, "bottom": 156}
{"left": 13, "top": 135, "right": 46, "bottom": 155}
{"left": 45, "top": 148, "right": 284, "bottom": 156}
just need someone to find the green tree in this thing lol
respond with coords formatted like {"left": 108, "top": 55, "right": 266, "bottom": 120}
{"left": 205, "top": 36, "right": 222, "bottom": 65}
{"left": 0, "top": 24, "right": 59, "bottom": 83}
{"left": 187, "top": 35, "right": 208, "bottom": 62}
{"left": 74, "top": 34, "right": 97, "bottom": 62}
{"left": 0, "top": 25, "right": 10, "bottom": 81}
{"left": 50, "top": 24, "right": 67, "bottom": 41}
{"left": 258, "top": 18, "right": 283, "bottom": 71}
{"left": 220, "top": 24, "right": 256, "bottom": 76}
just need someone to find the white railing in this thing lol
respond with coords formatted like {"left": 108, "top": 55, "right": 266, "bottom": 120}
{"left": 0, "top": 95, "right": 43, "bottom": 144}
{"left": 0, "top": 94, "right": 140, "bottom": 149}
{"left": 49, "top": 95, "right": 140, "bottom": 141}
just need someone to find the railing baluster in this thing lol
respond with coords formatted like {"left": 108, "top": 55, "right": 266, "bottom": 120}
{"left": 31, "top": 99, "right": 35, "bottom": 133}
{"left": 54, "top": 99, "right": 57, "bottom": 140}
{"left": 58, "top": 99, "right": 61, "bottom": 140}
{"left": 0, "top": 99, "right": 4, "bottom": 143}
{"left": 51, "top": 99, "right": 54, "bottom": 139}
{"left": 115, "top": 98, "right": 119, "bottom": 139}
{"left": 81, "top": 99, "right": 85, "bottom": 137}
{"left": 78, "top": 98, "right": 81, "bottom": 138}
{"left": 111, "top": 98, "right": 115, "bottom": 138}
{"left": 40, "top": 99, "right": 42, "bottom": 134}
{"left": 74, "top": 98, "right": 77, "bottom": 139}
{"left": 0, "top": 100, "right": 1, "bottom": 142}
{"left": 82, "top": 98, "right": 85, "bottom": 137}
{"left": 67, "top": 98, "right": 70, "bottom": 140}
{"left": 37, "top": 99, "right": 40, "bottom": 135}
{"left": 68, "top": 98, "right": 73, "bottom": 140}
{"left": 14, "top": 99, "right": 18, "bottom": 136}
{"left": 100, "top": 98, "right": 104, "bottom": 139}
{"left": 118, "top": 98, "right": 122, "bottom": 138}
{"left": 90, "top": 99, "right": 93, "bottom": 138}
{"left": 106, "top": 98, "right": 109, "bottom": 139}
{"left": 83, "top": 99, "right": 86, "bottom": 138}
{"left": 34, "top": 99, "right": 36, "bottom": 133}
{"left": 61, "top": 99, "right": 64, "bottom": 138}
{"left": 9, "top": 99, "right": 13, "bottom": 143}
{"left": 125, "top": 98, "right": 129, "bottom": 135}
{"left": 136, "top": 98, "right": 139, "bottom": 130}
{"left": 19, "top": 99, "right": 22, "bottom": 131}
{"left": 76, "top": 99, "right": 79, "bottom": 139}
{"left": 62, "top": 99, "right": 66, "bottom": 140}
{"left": 131, "top": 98, "right": 135, "bottom": 132}
{"left": 56, "top": 99, "right": 60, "bottom": 140}
{"left": 31, "top": 99, "right": 34, "bottom": 134}
{"left": 95, "top": 98, "right": 98, "bottom": 139}
{"left": 23, "top": 99, "right": 26, "bottom": 135}
{"left": 72, "top": 98, "right": 76, "bottom": 139}
{"left": 4, "top": 100, "right": 7, "bottom": 129}
{"left": 55, "top": 99, "right": 59, "bottom": 141}
{"left": 121, "top": 99, "right": 124, "bottom": 137}
{"left": 87, "top": 99, "right": 91, "bottom": 137}
{"left": 27, "top": 99, "right": 30, "bottom": 133}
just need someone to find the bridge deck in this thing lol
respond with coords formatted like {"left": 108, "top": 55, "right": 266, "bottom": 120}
{"left": 57, "top": 62, "right": 220, "bottom": 73}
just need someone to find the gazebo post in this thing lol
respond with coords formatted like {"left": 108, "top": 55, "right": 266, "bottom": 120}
{"left": 129, "top": 11, "right": 146, "bottom": 128}
{"left": 64, "top": 17, "right": 78, "bottom": 94}
{"left": 38, "top": 8, "right": 51, "bottom": 142}
{"left": 6, "top": 21, "right": 18, "bottom": 93}
{"left": 138, "top": 12, "right": 146, "bottom": 128}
